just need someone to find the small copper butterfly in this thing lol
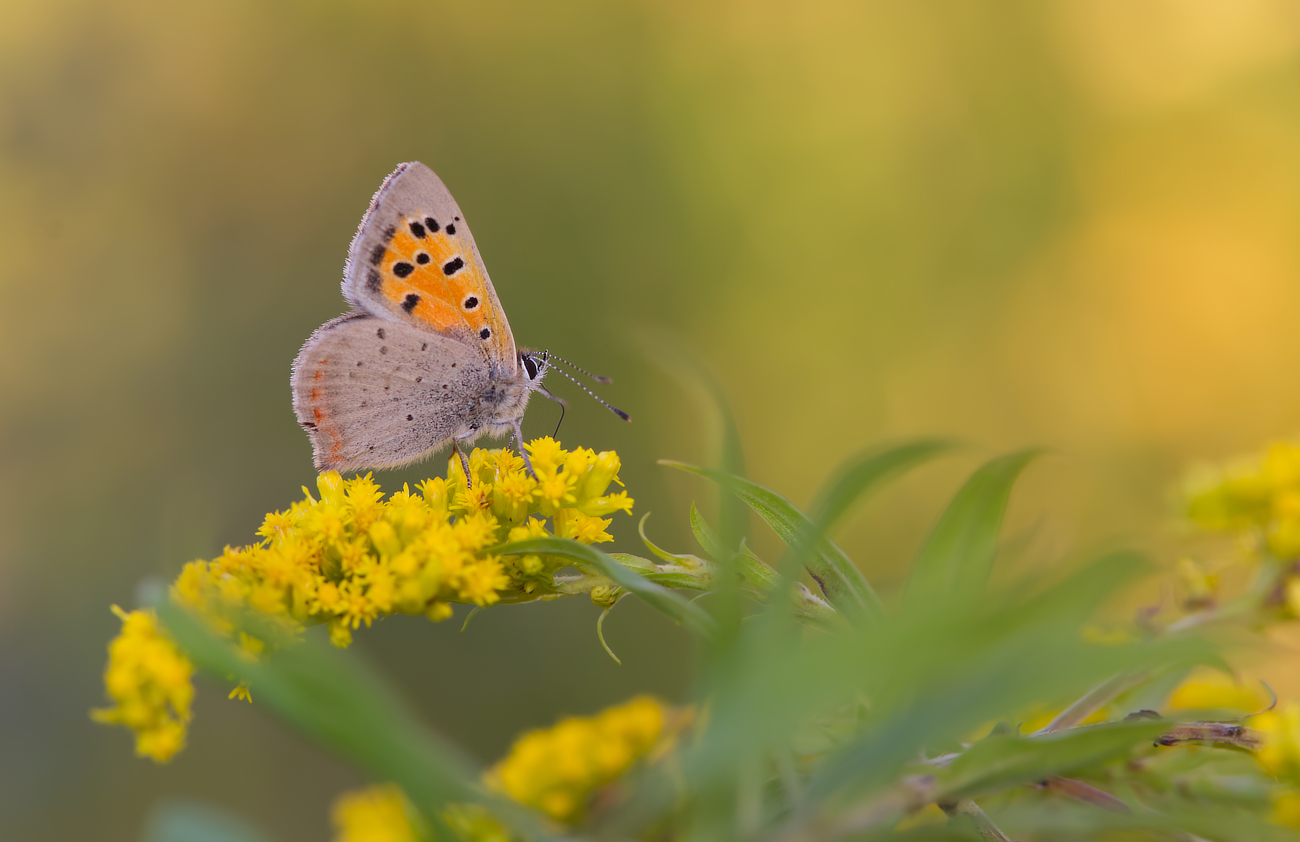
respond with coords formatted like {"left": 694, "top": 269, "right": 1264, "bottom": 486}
{"left": 291, "top": 162, "right": 625, "bottom": 480}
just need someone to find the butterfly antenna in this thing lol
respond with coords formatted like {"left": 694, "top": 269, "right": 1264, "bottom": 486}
{"left": 548, "top": 352, "right": 614, "bottom": 385}
{"left": 546, "top": 360, "right": 631, "bottom": 422}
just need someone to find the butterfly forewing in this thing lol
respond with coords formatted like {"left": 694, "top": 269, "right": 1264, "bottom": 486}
{"left": 342, "top": 163, "right": 518, "bottom": 372}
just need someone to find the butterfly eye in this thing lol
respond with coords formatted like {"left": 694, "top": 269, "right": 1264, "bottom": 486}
{"left": 521, "top": 354, "right": 540, "bottom": 380}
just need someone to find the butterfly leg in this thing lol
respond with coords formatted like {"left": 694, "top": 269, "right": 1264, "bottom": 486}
{"left": 452, "top": 439, "right": 473, "bottom": 488}
{"left": 513, "top": 420, "right": 539, "bottom": 480}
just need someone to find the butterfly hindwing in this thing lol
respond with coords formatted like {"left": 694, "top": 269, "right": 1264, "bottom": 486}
{"left": 290, "top": 313, "right": 492, "bottom": 472}
{"left": 342, "top": 163, "right": 518, "bottom": 373}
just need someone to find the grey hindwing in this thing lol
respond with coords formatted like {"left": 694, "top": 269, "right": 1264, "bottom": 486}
{"left": 290, "top": 313, "right": 492, "bottom": 471}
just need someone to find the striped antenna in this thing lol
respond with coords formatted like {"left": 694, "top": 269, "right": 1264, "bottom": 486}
{"left": 545, "top": 353, "right": 630, "bottom": 422}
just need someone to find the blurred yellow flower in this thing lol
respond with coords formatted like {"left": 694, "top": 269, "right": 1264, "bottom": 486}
{"left": 1185, "top": 440, "right": 1300, "bottom": 558}
{"left": 1255, "top": 702, "right": 1300, "bottom": 780}
{"left": 331, "top": 783, "right": 423, "bottom": 842}
{"left": 90, "top": 606, "right": 194, "bottom": 763}
{"left": 1273, "top": 788, "right": 1300, "bottom": 829}
{"left": 487, "top": 695, "right": 668, "bottom": 823}
{"left": 1167, "top": 668, "right": 1270, "bottom": 714}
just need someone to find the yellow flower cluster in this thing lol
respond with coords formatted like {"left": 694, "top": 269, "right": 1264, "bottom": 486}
{"left": 90, "top": 606, "right": 194, "bottom": 762}
{"left": 173, "top": 440, "right": 631, "bottom": 648}
{"left": 331, "top": 783, "right": 425, "bottom": 842}
{"left": 329, "top": 787, "right": 513, "bottom": 842}
{"left": 486, "top": 695, "right": 667, "bottom": 823}
{"left": 1185, "top": 440, "right": 1300, "bottom": 558}
{"left": 96, "top": 441, "right": 632, "bottom": 761}
{"left": 330, "top": 697, "right": 671, "bottom": 838}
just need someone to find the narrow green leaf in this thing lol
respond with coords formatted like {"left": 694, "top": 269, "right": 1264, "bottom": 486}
{"left": 936, "top": 719, "right": 1170, "bottom": 802}
{"left": 690, "top": 503, "right": 728, "bottom": 560}
{"left": 153, "top": 603, "right": 551, "bottom": 840}
{"left": 637, "top": 512, "right": 688, "bottom": 565}
{"left": 501, "top": 537, "right": 717, "bottom": 638}
{"left": 807, "top": 438, "right": 956, "bottom": 536}
{"left": 904, "top": 450, "right": 1040, "bottom": 609}
{"left": 662, "top": 461, "right": 882, "bottom": 618}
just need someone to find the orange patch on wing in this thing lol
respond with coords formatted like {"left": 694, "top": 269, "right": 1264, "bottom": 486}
{"left": 378, "top": 219, "right": 493, "bottom": 335}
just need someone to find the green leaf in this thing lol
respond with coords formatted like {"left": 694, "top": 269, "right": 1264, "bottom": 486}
{"left": 662, "top": 461, "right": 882, "bottom": 618}
{"left": 806, "top": 438, "right": 956, "bottom": 537}
{"left": 152, "top": 603, "right": 550, "bottom": 840}
{"left": 903, "top": 450, "right": 1040, "bottom": 609}
{"left": 690, "top": 503, "right": 728, "bottom": 561}
{"left": 141, "top": 801, "right": 278, "bottom": 842}
{"left": 935, "top": 718, "right": 1170, "bottom": 802}
{"left": 500, "top": 537, "right": 717, "bottom": 638}
{"left": 800, "top": 552, "right": 1212, "bottom": 802}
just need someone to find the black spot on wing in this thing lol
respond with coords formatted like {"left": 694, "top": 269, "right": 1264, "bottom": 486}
{"left": 369, "top": 244, "right": 386, "bottom": 265}
{"left": 446, "top": 223, "right": 457, "bottom": 235}
{"left": 408, "top": 220, "right": 426, "bottom": 238}
{"left": 443, "top": 257, "right": 464, "bottom": 276}
{"left": 402, "top": 293, "right": 420, "bottom": 312}
{"left": 366, "top": 268, "right": 382, "bottom": 292}
{"left": 424, "top": 216, "right": 440, "bottom": 232}
{"left": 376, "top": 328, "right": 385, "bottom": 339}
{"left": 381, "top": 225, "right": 397, "bottom": 243}
{"left": 393, "top": 262, "right": 414, "bottom": 278}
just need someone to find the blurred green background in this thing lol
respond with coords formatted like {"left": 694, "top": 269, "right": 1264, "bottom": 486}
{"left": 6, "top": 1, "right": 1300, "bottom": 839}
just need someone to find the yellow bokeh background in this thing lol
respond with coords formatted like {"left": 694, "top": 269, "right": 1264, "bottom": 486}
{"left": 5, "top": 1, "right": 1300, "bottom": 839}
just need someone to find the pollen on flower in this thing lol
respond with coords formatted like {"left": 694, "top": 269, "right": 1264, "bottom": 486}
{"left": 455, "top": 559, "right": 510, "bottom": 605}
{"left": 554, "top": 509, "right": 615, "bottom": 544}
{"left": 487, "top": 695, "right": 668, "bottom": 823}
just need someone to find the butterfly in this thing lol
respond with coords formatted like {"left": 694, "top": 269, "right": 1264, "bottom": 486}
{"left": 291, "top": 162, "right": 623, "bottom": 482}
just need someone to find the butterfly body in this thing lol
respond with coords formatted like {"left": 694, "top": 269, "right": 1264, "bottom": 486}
{"left": 291, "top": 162, "right": 551, "bottom": 474}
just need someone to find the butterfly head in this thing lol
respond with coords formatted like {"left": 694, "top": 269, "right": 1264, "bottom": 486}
{"left": 519, "top": 349, "right": 550, "bottom": 386}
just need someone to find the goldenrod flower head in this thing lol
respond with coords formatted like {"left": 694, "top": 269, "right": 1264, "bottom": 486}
{"left": 97, "top": 443, "right": 632, "bottom": 761}
{"left": 163, "top": 442, "right": 631, "bottom": 643}
{"left": 330, "top": 783, "right": 423, "bottom": 842}
{"left": 487, "top": 695, "right": 667, "bottom": 823}
{"left": 91, "top": 606, "right": 194, "bottom": 763}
